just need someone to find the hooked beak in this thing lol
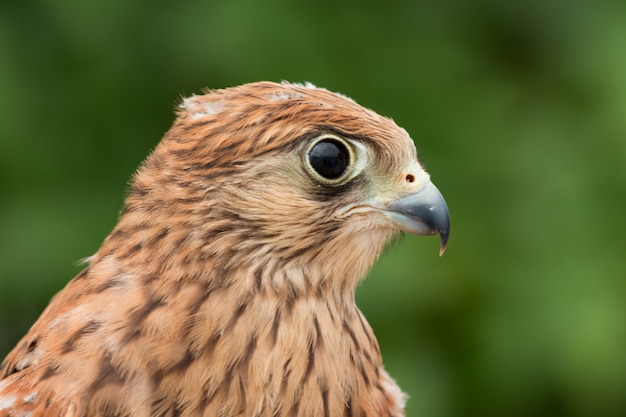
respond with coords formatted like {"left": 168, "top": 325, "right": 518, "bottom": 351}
{"left": 381, "top": 181, "right": 450, "bottom": 256}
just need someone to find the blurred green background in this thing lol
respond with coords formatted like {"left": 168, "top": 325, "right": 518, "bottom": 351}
{"left": 1, "top": 1, "right": 625, "bottom": 416}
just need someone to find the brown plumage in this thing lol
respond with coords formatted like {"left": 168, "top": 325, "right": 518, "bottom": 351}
{"left": 0, "top": 81, "right": 450, "bottom": 417}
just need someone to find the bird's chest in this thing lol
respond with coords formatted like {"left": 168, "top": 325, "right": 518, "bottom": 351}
{"left": 153, "top": 297, "right": 405, "bottom": 417}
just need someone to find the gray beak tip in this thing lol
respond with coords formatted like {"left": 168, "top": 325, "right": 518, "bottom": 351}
{"left": 385, "top": 181, "right": 450, "bottom": 256}
{"left": 439, "top": 230, "right": 449, "bottom": 257}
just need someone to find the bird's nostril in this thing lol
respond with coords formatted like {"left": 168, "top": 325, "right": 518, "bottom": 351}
{"left": 405, "top": 174, "right": 415, "bottom": 183}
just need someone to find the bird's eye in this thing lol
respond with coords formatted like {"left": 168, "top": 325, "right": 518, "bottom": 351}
{"left": 308, "top": 139, "right": 349, "bottom": 180}
{"left": 303, "top": 134, "right": 364, "bottom": 186}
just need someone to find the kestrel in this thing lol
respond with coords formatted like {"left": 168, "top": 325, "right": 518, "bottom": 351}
{"left": 0, "top": 81, "right": 450, "bottom": 417}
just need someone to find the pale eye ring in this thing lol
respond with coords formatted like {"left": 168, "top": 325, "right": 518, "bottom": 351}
{"left": 304, "top": 135, "right": 355, "bottom": 185}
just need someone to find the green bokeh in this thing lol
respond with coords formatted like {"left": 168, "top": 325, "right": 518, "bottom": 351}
{"left": 1, "top": 1, "right": 625, "bottom": 416}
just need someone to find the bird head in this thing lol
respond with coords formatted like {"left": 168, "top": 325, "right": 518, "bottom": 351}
{"left": 109, "top": 81, "right": 449, "bottom": 296}
{"left": 0, "top": 82, "right": 450, "bottom": 417}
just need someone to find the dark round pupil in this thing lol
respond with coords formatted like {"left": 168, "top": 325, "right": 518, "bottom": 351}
{"left": 309, "top": 139, "right": 349, "bottom": 179}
